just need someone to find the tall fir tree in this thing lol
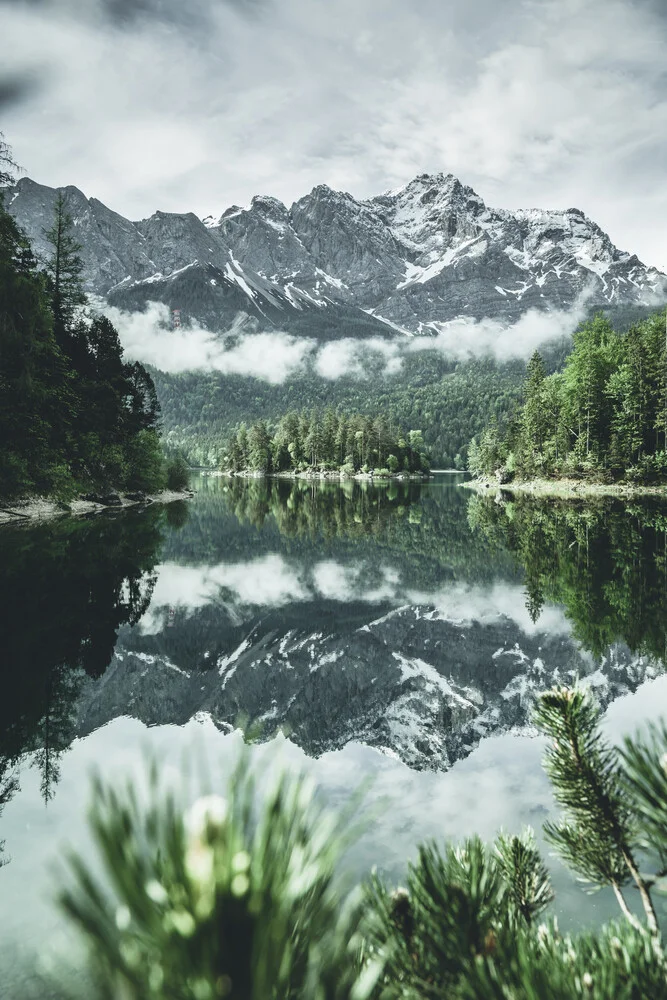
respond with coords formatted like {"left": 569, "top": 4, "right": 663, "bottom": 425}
{"left": 43, "top": 192, "right": 87, "bottom": 346}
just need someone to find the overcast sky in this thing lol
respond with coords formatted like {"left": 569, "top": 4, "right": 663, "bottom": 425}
{"left": 2, "top": 0, "right": 666, "bottom": 270}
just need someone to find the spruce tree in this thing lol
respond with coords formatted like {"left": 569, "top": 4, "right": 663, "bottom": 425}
{"left": 43, "top": 192, "right": 87, "bottom": 345}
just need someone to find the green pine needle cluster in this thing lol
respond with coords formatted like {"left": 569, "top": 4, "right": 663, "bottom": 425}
{"left": 53, "top": 684, "right": 667, "bottom": 999}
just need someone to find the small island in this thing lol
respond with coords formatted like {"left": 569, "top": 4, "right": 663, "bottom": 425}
{"left": 466, "top": 308, "right": 667, "bottom": 497}
{"left": 219, "top": 410, "right": 432, "bottom": 480}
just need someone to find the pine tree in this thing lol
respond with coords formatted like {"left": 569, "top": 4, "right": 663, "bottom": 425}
{"left": 59, "top": 688, "right": 667, "bottom": 999}
{"left": 518, "top": 350, "right": 548, "bottom": 475}
{"left": 43, "top": 192, "right": 87, "bottom": 344}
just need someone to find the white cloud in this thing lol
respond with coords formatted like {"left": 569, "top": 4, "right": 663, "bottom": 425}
{"left": 139, "top": 555, "right": 571, "bottom": 640}
{"left": 314, "top": 337, "right": 403, "bottom": 380}
{"left": 96, "top": 296, "right": 587, "bottom": 378}
{"left": 2, "top": 0, "right": 666, "bottom": 271}
{"left": 406, "top": 582, "right": 572, "bottom": 637}
{"left": 412, "top": 296, "right": 593, "bottom": 362}
{"left": 138, "top": 555, "right": 309, "bottom": 632}
{"left": 94, "top": 299, "right": 315, "bottom": 380}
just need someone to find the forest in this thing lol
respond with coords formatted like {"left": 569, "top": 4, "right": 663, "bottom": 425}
{"left": 220, "top": 409, "right": 431, "bottom": 475}
{"left": 0, "top": 137, "right": 185, "bottom": 501}
{"left": 151, "top": 307, "right": 658, "bottom": 471}
{"left": 155, "top": 355, "right": 535, "bottom": 469}
{"left": 469, "top": 309, "right": 667, "bottom": 484}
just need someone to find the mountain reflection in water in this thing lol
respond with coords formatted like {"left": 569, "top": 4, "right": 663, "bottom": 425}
{"left": 3, "top": 475, "right": 667, "bottom": 991}
{"left": 1, "top": 475, "right": 666, "bottom": 828}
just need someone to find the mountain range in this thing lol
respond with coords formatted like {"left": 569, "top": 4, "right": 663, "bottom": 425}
{"left": 7, "top": 172, "right": 667, "bottom": 340}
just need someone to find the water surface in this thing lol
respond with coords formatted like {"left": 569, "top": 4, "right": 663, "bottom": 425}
{"left": 2, "top": 473, "right": 667, "bottom": 993}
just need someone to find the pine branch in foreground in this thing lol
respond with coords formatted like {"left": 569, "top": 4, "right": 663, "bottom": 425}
{"left": 59, "top": 754, "right": 380, "bottom": 1000}
{"left": 51, "top": 685, "right": 667, "bottom": 999}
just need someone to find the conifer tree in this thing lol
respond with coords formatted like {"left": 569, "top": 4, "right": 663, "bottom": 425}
{"left": 43, "top": 192, "right": 87, "bottom": 344}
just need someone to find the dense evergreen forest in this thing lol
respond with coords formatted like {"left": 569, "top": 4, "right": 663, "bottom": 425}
{"left": 0, "top": 136, "right": 185, "bottom": 501}
{"left": 154, "top": 307, "right": 660, "bottom": 471}
{"left": 469, "top": 309, "right": 667, "bottom": 483}
{"left": 221, "top": 409, "right": 430, "bottom": 475}
{"left": 154, "top": 355, "right": 537, "bottom": 469}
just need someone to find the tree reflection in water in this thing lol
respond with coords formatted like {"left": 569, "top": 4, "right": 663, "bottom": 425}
{"left": 468, "top": 494, "right": 667, "bottom": 663}
{"left": 0, "top": 505, "right": 174, "bottom": 821}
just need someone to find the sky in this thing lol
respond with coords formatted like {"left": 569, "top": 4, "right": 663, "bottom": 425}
{"left": 1, "top": 0, "right": 666, "bottom": 272}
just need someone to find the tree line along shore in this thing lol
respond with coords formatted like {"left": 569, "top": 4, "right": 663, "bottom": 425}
{"left": 220, "top": 410, "right": 432, "bottom": 478}
{"left": 468, "top": 308, "right": 667, "bottom": 494}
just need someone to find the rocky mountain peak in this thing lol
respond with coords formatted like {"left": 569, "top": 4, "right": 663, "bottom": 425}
{"left": 6, "top": 170, "right": 666, "bottom": 336}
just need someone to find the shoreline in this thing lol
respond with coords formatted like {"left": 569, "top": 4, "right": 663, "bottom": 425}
{"left": 462, "top": 477, "right": 667, "bottom": 499}
{"left": 0, "top": 489, "right": 194, "bottom": 526}
{"left": 207, "top": 469, "right": 433, "bottom": 482}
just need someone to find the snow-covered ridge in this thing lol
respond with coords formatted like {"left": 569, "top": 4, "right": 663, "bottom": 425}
{"left": 7, "top": 172, "right": 667, "bottom": 337}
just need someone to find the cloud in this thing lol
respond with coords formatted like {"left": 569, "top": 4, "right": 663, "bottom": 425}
{"left": 138, "top": 555, "right": 571, "bottom": 640}
{"left": 406, "top": 582, "right": 572, "bottom": 638}
{"left": 94, "top": 296, "right": 589, "bottom": 379}
{"left": 411, "top": 297, "right": 592, "bottom": 363}
{"left": 314, "top": 337, "right": 404, "bottom": 380}
{"left": 94, "top": 299, "right": 315, "bottom": 381}
{"left": 2, "top": 0, "right": 666, "bottom": 271}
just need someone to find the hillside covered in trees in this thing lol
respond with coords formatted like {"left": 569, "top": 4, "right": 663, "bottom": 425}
{"left": 154, "top": 307, "right": 660, "bottom": 471}
{"left": 154, "top": 355, "right": 525, "bottom": 470}
{"left": 221, "top": 409, "right": 430, "bottom": 476}
{"left": 0, "top": 136, "right": 183, "bottom": 501}
{"left": 469, "top": 309, "right": 667, "bottom": 484}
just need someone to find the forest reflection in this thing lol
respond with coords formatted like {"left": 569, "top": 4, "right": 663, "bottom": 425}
{"left": 0, "top": 505, "right": 176, "bottom": 830}
{"left": 468, "top": 493, "right": 667, "bottom": 663}
{"left": 219, "top": 475, "right": 426, "bottom": 539}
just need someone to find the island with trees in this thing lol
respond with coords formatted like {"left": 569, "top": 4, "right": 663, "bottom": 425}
{"left": 220, "top": 409, "right": 432, "bottom": 479}
{"left": 468, "top": 308, "right": 667, "bottom": 494}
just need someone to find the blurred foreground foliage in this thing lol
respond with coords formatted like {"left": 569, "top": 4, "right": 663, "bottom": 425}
{"left": 58, "top": 686, "right": 667, "bottom": 999}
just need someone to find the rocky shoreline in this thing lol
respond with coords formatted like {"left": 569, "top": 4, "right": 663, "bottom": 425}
{"left": 208, "top": 469, "right": 433, "bottom": 482}
{"left": 0, "top": 488, "right": 194, "bottom": 526}
{"left": 463, "top": 477, "right": 667, "bottom": 499}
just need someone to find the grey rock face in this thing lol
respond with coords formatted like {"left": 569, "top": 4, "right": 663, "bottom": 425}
{"left": 7, "top": 171, "right": 667, "bottom": 337}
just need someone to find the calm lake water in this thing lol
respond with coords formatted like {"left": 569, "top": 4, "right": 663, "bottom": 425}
{"left": 2, "top": 472, "right": 667, "bottom": 994}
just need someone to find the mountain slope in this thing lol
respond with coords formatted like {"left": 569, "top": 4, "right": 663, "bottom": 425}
{"left": 7, "top": 172, "right": 666, "bottom": 338}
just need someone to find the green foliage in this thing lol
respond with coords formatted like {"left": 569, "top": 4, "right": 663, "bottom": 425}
{"left": 153, "top": 355, "right": 526, "bottom": 470}
{"left": 468, "top": 493, "right": 667, "bottom": 660}
{"left": 60, "top": 757, "right": 378, "bottom": 1000}
{"left": 166, "top": 454, "right": 191, "bottom": 492}
{"left": 0, "top": 507, "right": 168, "bottom": 807}
{"left": 221, "top": 410, "right": 430, "bottom": 475}
{"left": 494, "top": 828, "right": 554, "bottom": 925}
{"left": 469, "top": 309, "right": 667, "bottom": 482}
{"left": 620, "top": 723, "right": 667, "bottom": 872}
{"left": 0, "top": 143, "right": 167, "bottom": 499}
{"left": 124, "top": 429, "right": 167, "bottom": 492}
{"left": 56, "top": 689, "right": 667, "bottom": 999}
{"left": 43, "top": 191, "right": 87, "bottom": 341}
{"left": 535, "top": 687, "right": 633, "bottom": 892}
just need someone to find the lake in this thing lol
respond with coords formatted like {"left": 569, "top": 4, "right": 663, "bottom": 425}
{"left": 2, "top": 472, "right": 667, "bottom": 995}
